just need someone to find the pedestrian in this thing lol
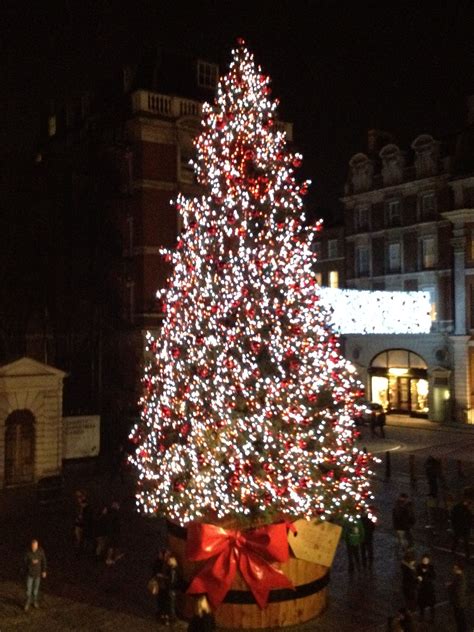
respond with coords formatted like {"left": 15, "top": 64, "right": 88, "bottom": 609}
{"left": 446, "top": 561, "right": 467, "bottom": 632}
{"left": 105, "top": 500, "right": 124, "bottom": 565}
{"left": 95, "top": 505, "right": 109, "bottom": 560}
{"left": 416, "top": 552, "right": 436, "bottom": 622}
{"left": 188, "top": 595, "right": 216, "bottom": 632}
{"left": 400, "top": 552, "right": 418, "bottom": 614}
{"left": 151, "top": 548, "right": 171, "bottom": 621}
{"left": 361, "top": 508, "right": 376, "bottom": 569}
{"left": 392, "top": 493, "right": 415, "bottom": 556}
{"left": 161, "top": 554, "right": 179, "bottom": 626}
{"left": 23, "top": 538, "right": 47, "bottom": 612}
{"left": 74, "top": 490, "right": 93, "bottom": 554}
{"left": 450, "top": 499, "right": 472, "bottom": 560}
{"left": 342, "top": 517, "right": 365, "bottom": 574}
{"left": 424, "top": 455, "right": 441, "bottom": 498}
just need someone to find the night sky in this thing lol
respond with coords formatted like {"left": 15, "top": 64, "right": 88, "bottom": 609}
{"left": 4, "top": 0, "right": 474, "bottom": 222}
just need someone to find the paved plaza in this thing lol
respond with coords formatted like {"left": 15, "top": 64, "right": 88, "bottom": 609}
{"left": 1, "top": 419, "right": 474, "bottom": 631}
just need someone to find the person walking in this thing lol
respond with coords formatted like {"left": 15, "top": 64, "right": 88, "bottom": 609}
{"left": 95, "top": 505, "right": 109, "bottom": 560}
{"left": 342, "top": 517, "right": 365, "bottom": 574}
{"left": 187, "top": 595, "right": 216, "bottom": 632}
{"left": 23, "top": 539, "right": 47, "bottom": 612}
{"left": 446, "top": 561, "right": 467, "bottom": 632}
{"left": 392, "top": 493, "right": 415, "bottom": 556}
{"left": 400, "top": 552, "right": 418, "bottom": 614}
{"left": 361, "top": 508, "right": 376, "bottom": 569}
{"left": 450, "top": 499, "right": 472, "bottom": 560}
{"left": 416, "top": 553, "right": 436, "bottom": 622}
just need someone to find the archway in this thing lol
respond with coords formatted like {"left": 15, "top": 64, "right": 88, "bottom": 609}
{"left": 369, "top": 349, "right": 429, "bottom": 417}
{"left": 4, "top": 409, "right": 35, "bottom": 485}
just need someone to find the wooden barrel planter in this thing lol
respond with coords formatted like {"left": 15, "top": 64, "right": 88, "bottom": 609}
{"left": 167, "top": 520, "right": 330, "bottom": 628}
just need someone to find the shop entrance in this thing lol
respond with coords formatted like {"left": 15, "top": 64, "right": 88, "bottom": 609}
{"left": 369, "top": 350, "right": 429, "bottom": 417}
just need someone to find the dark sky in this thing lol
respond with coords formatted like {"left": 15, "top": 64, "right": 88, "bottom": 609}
{"left": 4, "top": 0, "right": 474, "bottom": 221}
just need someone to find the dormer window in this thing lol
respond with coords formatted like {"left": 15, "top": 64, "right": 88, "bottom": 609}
{"left": 197, "top": 61, "right": 219, "bottom": 89}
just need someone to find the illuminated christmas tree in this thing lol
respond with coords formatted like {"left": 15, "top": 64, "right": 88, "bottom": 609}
{"left": 130, "top": 41, "right": 373, "bottom": 528}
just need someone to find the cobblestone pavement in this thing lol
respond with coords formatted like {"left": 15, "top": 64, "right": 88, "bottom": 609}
{"left": 1, "top": 421, "right": 474, "bottom": 631}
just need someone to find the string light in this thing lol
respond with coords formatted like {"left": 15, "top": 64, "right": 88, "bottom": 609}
{"left": 129, "top": 41, "right": 375, "bottom": 527}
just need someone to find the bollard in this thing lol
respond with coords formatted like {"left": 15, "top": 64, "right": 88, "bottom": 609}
{"left": 385, "top": 450, "right": 391, "bottom": 480}
{"left": 409, "top": 454, "right": 417, "bottom": 489}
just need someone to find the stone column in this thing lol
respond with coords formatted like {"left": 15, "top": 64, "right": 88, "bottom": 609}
{"left": 449, "top": 335, "right": 471, "bottom": 422}
{"left": 451, "top": 229, "right": 466, "bottom": 335}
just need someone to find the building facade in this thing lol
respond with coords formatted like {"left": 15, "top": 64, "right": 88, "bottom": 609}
{"left": 315, "top": 107, "right": 474, "bottom": 423}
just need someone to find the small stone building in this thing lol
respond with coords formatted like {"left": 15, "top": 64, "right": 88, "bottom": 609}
{"left": 0, "top": 357, "right": 66, "bottom": 488}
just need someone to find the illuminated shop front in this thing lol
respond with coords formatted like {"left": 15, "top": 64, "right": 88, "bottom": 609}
{"left": 369, "top": 349, "right": 429, "bottom": 417}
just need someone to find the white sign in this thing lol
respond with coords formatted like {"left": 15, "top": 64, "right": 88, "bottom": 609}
{"left": 63, "top": 415, "right": 100, "bottom": 459}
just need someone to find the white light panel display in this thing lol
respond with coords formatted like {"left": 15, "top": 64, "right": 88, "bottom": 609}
{"left": 319, "top": 288, "right": 432, "bottom": 335}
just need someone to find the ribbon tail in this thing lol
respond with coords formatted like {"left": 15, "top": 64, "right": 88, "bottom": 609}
{"left": 239, "top": 552, "right": 294, "bottom": 609}
{"left": 186, "top": 549, "right": 237, "bottom": 609}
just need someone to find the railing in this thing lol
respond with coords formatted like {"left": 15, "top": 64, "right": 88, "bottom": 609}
{"left": 131, "top": 90, "right": 293, "bottom": 140}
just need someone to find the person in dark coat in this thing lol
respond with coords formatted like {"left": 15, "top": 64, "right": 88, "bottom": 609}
{"left": 188, "top": 595, "right": 216, "bottom": 632}
{"left": 361, "top": 508, "right": 376, "bottom": 568}
{"left": 416, "top": 553, "right": 436, "bottom": 622}
{"left": 424, "top": 455, "right": 441, "bottom": 498}
{"left": 400, "top": 552, "right": 418, "bottom": 614}
{"left": 392, "top": 493, "right": 415, "bottom": 556}
{"left": 446, "top": 561, "right": 467, "bottom": 632}
{"left": 161, "top": 554, "right": 179, "bottom": 626}
{"left": 152, "top": 548, "right": 171, "bottom": 621}
{"left": 450, "top": 499, "right": 472, "bottom": 560}
{"left": 23, "top": 539, "right": 47, "bottom": 612}
{"left": 105, "top": 500, "right": 123, "bottom": 565}
{"left": 95, "top": 505, "right": 109, "bottom": 560}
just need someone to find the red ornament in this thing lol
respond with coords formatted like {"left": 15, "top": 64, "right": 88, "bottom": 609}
{"left": 180, "top": 422, "right": 191, "bottom": 436}
{"left": 227, "top": 212, "right": 236, "bottom": 225}
{"left": 208, "top": 225, "right": 218, "bottom": 236}
{"left": 216, "top": 118, "right": 226, "bottom": 130}
{"left": 195, "top": 335, "right": 204, "bottom": 345}
{"left": 300, "top": 183, "right": 309, "bottom": 196}
{"left": 236, "top": 37, "right": 245, "bottom": 45}
{"left": 171, "top": 347, "right": 181, "bottom": 359}
{"left": 250, "top": 341, "right": 261, "bottom": 354}
{"left": 292, "top": 157, "right": 302, "bottom": 168}
{"left": 197, "top": 366, "right": 209, "bottom": 379}
{"left": 161, "top": 406, "right": 172, "bottom": 418}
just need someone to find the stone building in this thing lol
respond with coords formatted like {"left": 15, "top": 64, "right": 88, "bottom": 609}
{"left": 329, "top": 101, "right": 474, "bottom": 423}
{"left": 0, "top": 357, "right": 65, "bottom": 488}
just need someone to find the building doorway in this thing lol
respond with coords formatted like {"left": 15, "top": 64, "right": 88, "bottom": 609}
{"left": 4, "top": 410, "right": 35, "bottom": 485}
{"left": 369, "top": 350, "right": 429, "bottom": 417}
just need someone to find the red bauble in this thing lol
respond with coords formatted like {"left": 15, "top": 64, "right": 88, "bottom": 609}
{"left": 171, "top": 347, "right": 181, "bottom": 359}
{"left": 161, "top": 406, "right": 171, "bottom": 418}
{"left": 289, "top": 359, "right": 300, "bottom": 372}
{"left": 292, "top": 157, "right": 302, "bottom": 168}
{"left": 236, "top": 37, "right": 245, "bottom": 45}
{"left": 263, "top": 86, "right": 272, "bottom": 95}
{"left": 195, "top": 335, "right": 204, "bottom": 345}
{"left": 180, "top": 422, "right": 191, "bottom": 436}
{"left": 227, "top": 212, "right": 236, "bottom": 225}
{"left": 208, "top": 225, "right": 218, "bottom": 236}
{"left": 244, "top": 149, "right": 255, "bottom": 161}
{"left": 216, "top": 118, "right": 226, "bottom": 130}
{"left": 250, "top": 341, "right": 261, "bottom": 354}
{"left": 300, "top": 183, "right": 309, "bottom": 196}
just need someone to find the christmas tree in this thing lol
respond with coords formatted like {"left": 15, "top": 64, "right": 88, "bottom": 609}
{"left": 130, "top": 41, "right": 374, "bottom": 528}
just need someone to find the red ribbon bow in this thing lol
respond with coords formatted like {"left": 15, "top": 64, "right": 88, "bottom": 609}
{"left": 186, "top": 522, "right": 294, "bottom": 609}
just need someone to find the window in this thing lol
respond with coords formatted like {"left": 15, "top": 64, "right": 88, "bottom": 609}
{"left": 314, "top": 272, "right": 322, "bottom": 286}
{"left": 329, "top": 270, "right": 339, "bottom": 288}
{"left": 387, "top": 199, "right": 401, "bottom": 226}
{"left": 197, "top": 61, "right": 219, "bottom": 89}
{"left": 421, "top": 192, "right": 436, "bottom": 218}
{"left": 327, "top": 239, "right": 338, "bottom": 259}
{"left": 388, "top": 242, "right": 401, "bottom": 272}
{"left": 355, "top": 206, "right": 369, "bottom": 231}
{"left": 420, "top": 237, "right": 436, "bottom": 269}
{"left": 356, "top": 246, "right": 370, "bottom": 276}
{"left": 313, "top": 240, "right": 321, "bottom": 259}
